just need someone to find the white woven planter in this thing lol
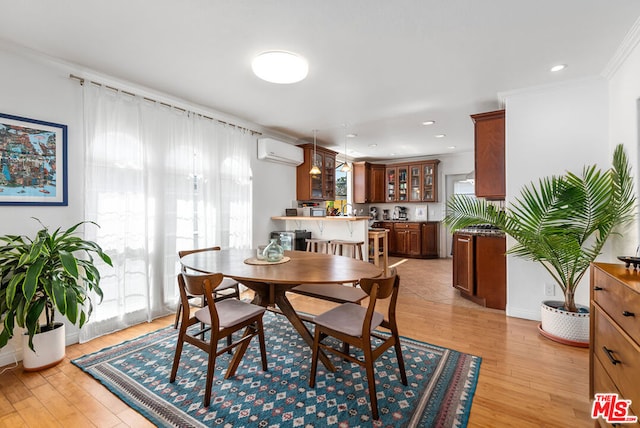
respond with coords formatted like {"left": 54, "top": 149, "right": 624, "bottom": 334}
{"left": 22, "top": 323, "right": 65, "bottom": 371}
{"left": 540, "top": 300, "right": 589, "bottom": 345}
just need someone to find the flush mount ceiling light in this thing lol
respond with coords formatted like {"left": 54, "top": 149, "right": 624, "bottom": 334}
{"left": 422, "top": 120, "right": 435, "bottom": 126}
{"left": 252, "top": 51, "right": 309, "bottom": 84}
{"left": 550, "top": 64, "right": 567, "bottom": 72}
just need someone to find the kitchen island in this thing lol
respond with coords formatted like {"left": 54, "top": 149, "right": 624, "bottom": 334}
{"left": 271, "top": 216, "right": 371, "bottom": 258}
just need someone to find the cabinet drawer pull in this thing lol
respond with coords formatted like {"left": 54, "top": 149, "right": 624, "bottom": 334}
{"left": 593, "top": 286, "right": 603, "bottom": 291}
{"left": 622, "top": 310, "right": 635, "bottom": 317}
{"left": 602, "top": 346, "right": 621, "bottom": 365}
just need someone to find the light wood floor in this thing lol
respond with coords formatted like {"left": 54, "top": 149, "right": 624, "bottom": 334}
{"left": 0, "top": 258, "right": 592, "bottom": 427}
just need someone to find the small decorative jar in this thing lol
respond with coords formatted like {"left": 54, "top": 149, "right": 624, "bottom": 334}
{"left": 263, "top": 239, "right": 284, "bottom": 262}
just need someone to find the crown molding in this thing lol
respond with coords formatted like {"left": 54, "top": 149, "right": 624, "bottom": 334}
{"left": 602, "top": 16, "right": 640, "bottom": 79}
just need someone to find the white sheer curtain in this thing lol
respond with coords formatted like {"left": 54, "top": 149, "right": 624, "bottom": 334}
{"left": 80, "top": 84, "right": 252, "bottom": 342}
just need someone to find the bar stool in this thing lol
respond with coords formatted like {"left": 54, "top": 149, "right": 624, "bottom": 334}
{"left": 306, "top": 238, "right": 330, "bottom": 253}
{"left": 330, "top": 240, "right": 365, "bottom": 261}
{"left": 368, "top": 228, "right": 389, "bottom": 273}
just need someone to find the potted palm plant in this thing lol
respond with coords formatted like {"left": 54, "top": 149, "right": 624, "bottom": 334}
{"left": 0, "top": 219, "right": 112, "bottom": 370}
{"left": 444, "top": 144, "right": 636, "bottom": 345}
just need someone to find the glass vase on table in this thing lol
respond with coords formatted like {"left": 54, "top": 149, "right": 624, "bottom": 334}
{"left": 263, "top": 239, "right": 284, "bottom": 262}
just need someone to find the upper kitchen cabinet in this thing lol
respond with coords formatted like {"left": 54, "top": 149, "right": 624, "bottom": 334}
{"left": 386, "top": 164, "right": 409, "bottom": 203}
{"left": 386, "top": 161, "right": 439, "bottom": 203}
{"left": 353, "top": 162, "right": 385, "bottom": 203}
{"left": 296, "top": 144, "right": 337, "bottom": 201}
{"left": 420, "top": 160, "right": 439, "bottom": 202}
{"left": 471, "top": 109, "right": 505, "bottom": 200}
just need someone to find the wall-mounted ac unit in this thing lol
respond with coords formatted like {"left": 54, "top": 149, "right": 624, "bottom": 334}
{"left": 257, "top": 137, "right": 304, "bottom": 166}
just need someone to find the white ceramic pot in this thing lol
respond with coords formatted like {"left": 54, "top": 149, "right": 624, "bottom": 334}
{"left": 539, "top": 300, "right": 589, "bottom": 346}
{"left": 22, "top": 322, "right": 65, "bottom": 371}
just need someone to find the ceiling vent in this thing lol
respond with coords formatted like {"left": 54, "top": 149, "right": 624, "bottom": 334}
{"left": 257, "top": 137, "right": 304, "bottom": 166}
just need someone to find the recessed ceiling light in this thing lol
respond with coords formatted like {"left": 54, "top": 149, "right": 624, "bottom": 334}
{"left": 447, "top": 146, "right": 456, "bottom": 150}
{"left": 550, "top": 64, "right": 567, "bottom": 72}
{"left": 346, "top": 133, "right": 357, "bottom": 138}
{"left": 422, "top": 120, "right": 435, "bottom": 126}
{"left": 251, "top": 51, "right": 309, "bottom": 84}
{"left": 434, "top": 134, "right": 446, "bottom": 138}
{"left": 368, "top": 143, "right": 377, "bottom": 148}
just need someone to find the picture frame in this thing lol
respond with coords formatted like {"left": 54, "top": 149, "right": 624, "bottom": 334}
{"left": 0, "top": 113, "right": 68, "bottom": 206}
{"left": 414, "top": 205, "right": 428, "bottom": 221}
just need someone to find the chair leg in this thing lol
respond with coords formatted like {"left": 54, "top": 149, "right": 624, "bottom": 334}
{"left": 169, "top": 324, "right": 187, "bottom": 382}
{"left": 204, "top": 338, "right": 218, "bottom": 407}
{"left": 363, "top": 344, "right": 379, "bottom": 420}
{"left": 309, "top": 328, "right": 321, "bottom": 388}
{"left": 393, "top": 333, "right": 408, "bottom": 385}
{"left": 173, "top": 303, "right": 182, "bottom": 329}
{"left": 225, "top": 325, "right": 253, "bottom": 379}
{"left": 257, "top": 319, "right": 268, "bottom": 371}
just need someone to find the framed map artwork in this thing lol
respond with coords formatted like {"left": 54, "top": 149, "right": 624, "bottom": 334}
{"left": 0, "top": 113, "right": 67, "bottom": 206}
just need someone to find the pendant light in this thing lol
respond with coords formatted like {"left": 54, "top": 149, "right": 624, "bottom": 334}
{"left": 340, "top": 125, "right": 352, "bottom": 172}
{"left": 309, "top": 129, "right": 321, "bottom": 175}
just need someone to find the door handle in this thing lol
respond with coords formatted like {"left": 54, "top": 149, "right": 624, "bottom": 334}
{"left": 593, "top": 286, "right": 603, "bottom": 291}
{"left": 622, "top": 311, "right": 635, "bottom": 317}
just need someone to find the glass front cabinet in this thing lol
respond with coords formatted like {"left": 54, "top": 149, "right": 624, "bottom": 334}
{"left": 385, "top": 160, "right": 439, "bottom": 202}
{"left": 296, "top": 144, "right": 337, "bottom": 201}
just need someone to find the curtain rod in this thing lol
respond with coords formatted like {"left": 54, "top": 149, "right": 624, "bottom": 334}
{"left": 69, "top": 74, "right": 262, "bottom": 136}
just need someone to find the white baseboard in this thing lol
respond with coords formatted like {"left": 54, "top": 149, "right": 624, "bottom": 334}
{"left": 506, "top": 306, "right": 541, "bottom": 321}
{"left": 0, "top": 330, "right": 80, "bottom": 369}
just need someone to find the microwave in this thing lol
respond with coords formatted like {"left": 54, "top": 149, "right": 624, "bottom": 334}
{"left": 310, "top": 207, "right": 325, "bottom": 217}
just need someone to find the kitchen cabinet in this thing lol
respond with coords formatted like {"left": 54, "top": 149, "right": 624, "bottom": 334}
{"left": 452, "top": 232, "right": 506, "bottom": 309}
{"left": 394, "top": 222, "right": 421, "bottom": 257}
{"left": 471, "top": 109, "right": 505, "bottom": 200}
{"left": 386, "top": 161, "right": 439, "bottom": 202}
{"left": 296, "top": 144, "right": 337, "bottom": 201}
{"left": 372, "top": 221, "right": 439, "bottom": 258}
{"left": 353, "top": 162, "right": 385, "bottom": 203}
{"left": 386, "top": 165, "right": 409, "bottom": 202}
{"left": 370, "top": 164, "right": 386, "bottom": 203}
{"left": 421, "top": 222, "right": 439, "bottom": 258}
{"left": 590, "top": 263, "right": 640, "bottom": 427}
{"left": 421, "top": 160, "right": 439, "bottom": 202}
{"left": 453, "top": 233, "right": 474, "bottom": 295}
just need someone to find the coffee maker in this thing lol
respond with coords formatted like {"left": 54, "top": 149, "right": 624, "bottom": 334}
{"left": 394, "top": 206, "right": 408, "bottom": 220}
{"left": 369, "top": 206, "right": 378, "bottom": 220}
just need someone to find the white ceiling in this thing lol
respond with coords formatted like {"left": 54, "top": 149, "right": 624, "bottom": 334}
{"left": 1, "top": 1, "right": 640, "bottom": 161}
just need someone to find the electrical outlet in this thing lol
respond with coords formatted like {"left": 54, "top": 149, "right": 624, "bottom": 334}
{"left": 544, "top": 283, "right": 555, "bottom": 296}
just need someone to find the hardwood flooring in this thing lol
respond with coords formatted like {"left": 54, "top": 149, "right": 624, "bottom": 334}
{"left": 0, "top": 258, "right": 592, "bottom": 427}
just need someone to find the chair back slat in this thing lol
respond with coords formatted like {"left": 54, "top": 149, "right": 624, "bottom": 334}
{"left": 359, "top": 267, "right": 397, "bottom": 300}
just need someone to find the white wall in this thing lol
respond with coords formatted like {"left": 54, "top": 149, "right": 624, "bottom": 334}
{"left": 503, "top": 77, "right": 610, "bottom": 320}
{"left": 0, "top": 43, "right": 300, "bottom": 366}
{"left": 250, "top": 154, "right": 298, "bottom": 247}
{"left": 608, "top": 26, "right": 640, "bottom": 258}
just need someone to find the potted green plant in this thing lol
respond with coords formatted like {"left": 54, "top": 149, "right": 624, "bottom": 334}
{"left": 0, "top": 219, "right": 112, "bottom": 370}
{"left": 444, "top": 144, "right": 636, "bottom": 345}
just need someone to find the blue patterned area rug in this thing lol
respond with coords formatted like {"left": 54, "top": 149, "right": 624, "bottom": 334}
{"left": 72, "top": 312, "right": 481, "bottom": 427}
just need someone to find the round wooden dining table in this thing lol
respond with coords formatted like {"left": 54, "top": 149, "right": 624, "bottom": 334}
{"left": 180, "top": 249, "right": 383, "bottom": 371}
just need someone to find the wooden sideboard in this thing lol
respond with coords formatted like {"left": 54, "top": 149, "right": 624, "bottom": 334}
{"left": 590, "top": 262, "right": 640, "bottom": 426}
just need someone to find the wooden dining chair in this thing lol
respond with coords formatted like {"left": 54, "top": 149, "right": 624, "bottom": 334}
{"left": 308, "top": 268, "right": 407, "bottom": 420}
{"left": 170, "top": 272, "right": 268, "bottom": 407}
{"left": 174, "top": 246, "right": 241, "bottom": 329}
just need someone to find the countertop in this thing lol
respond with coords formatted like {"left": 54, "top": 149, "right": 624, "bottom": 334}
{"left": 455, "top": 227, "right": 506, "bottom": 237}
{"left": 271, "top": 216, "right": 371, "bottom": 221}
{"left": 372, "top": 220, "right": 440, "bottom": 223}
